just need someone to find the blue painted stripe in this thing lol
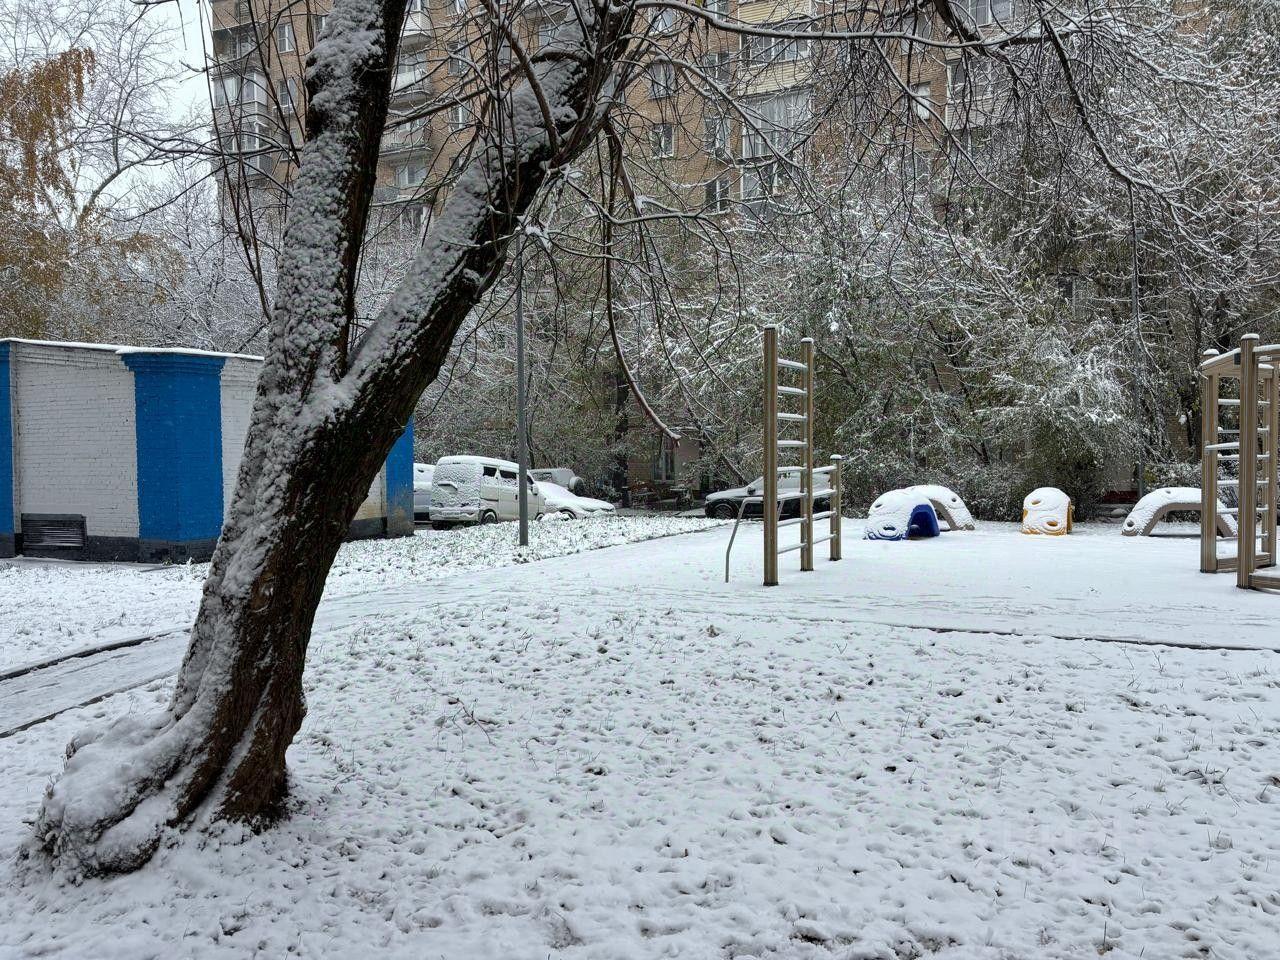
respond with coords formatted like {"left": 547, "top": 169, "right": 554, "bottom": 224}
{"left": 122, "top": 353, "right": 225, "bottom": 543}
{"left": 386, "top": 420, "right": 414, "bottom": 534}
{"left": 0, "top": 343, "right": 12, "bottom": 536}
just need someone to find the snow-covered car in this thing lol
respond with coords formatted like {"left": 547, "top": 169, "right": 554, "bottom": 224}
{"left": 702, "top": 469, "right": 830, "bottom": 520}
{"left": 412, "top": 462, "right": 434, "bottom": 521}
{"left": 429, "top": 455, "right": 547, "bottom": 528}
{"left": 539, "top": 481, "right": 616, "bottom": 519}
{"left": 529, "top": 467, "right": 587, "bottom": 496}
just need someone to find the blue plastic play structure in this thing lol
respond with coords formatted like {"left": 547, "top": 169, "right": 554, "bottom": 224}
{"left": 864, "top": 499, "right": 941, "bottom": 541}
{"left": 907, "top": 503, "right": 940, "bottom": 539}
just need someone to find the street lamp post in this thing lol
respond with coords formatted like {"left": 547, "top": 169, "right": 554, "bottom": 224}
{"left": 1129, "top": 186, "right": 1146, "bottom": 500}
{"left": 515, "top": 232, "right": 529, "bottom": 547}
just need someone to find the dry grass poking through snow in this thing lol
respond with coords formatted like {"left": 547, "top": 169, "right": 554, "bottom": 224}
{"left": 2, "top": 574, "right": 1278, "bottom": 959}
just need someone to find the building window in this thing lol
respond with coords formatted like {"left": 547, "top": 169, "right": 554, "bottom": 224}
{"left": 655, "top": 437, "right": 677, "bottom": 482}
{"left": 948, "top": 57, "right": 997, "bottom": 100}
{"left": 704, "top": 0, "right": 728, "bottom": 13}
{"left": 698, "top": 50, "right": 731, "bottom": 86}
{"left": 538, "top": 20, "right": 558, "bottom": 48}
{"left": 396, "top": 161, "right": 427, "bottom": 189}
{"left": 652, "top": 9, "right": 677, "bottom": 33}
{"left": 649, "top": 122, "right": 674, "bottom": 157}
{"left": 447, "top": 42, "right": 469, "bottom": 76}
{"left": 740, "top": 161, "right": 779, "bottom": 216}
{"left": 742, "top": 23, "right": 809, "bottom": 67}
{"left": 911, "top": 81, "right": 932, "bottom": 121}
{"left": 741, "top": 89, "right": 809, "bottom": 161}
{"left": 212, "top": 73, "right": 241, "bottom": 109}
{"left": 447, "top": 102, "right": 471, "bottom": 131}
{"left": 704, "top": 113, "right": 730, "bottom": 157}
{"left": 394, "top": 51, "right": 427, "bottom": 90}
{"left": 275, "top": 21, "right": 295, "bottom": 53}
{"left": 276, "top": 77, "right": 301, "bottom": 114}
{"left": 222, "top": 119, "right": 272, "bottom": 174}
{"left": 704, "top": 175, "right": 731, "bottom": 214}
{"left": 958, "top": 0, "right": 1015, "bottom": 27}
{"left": 647, "top": 62, "right": 675, "bottom": 100}
{"left": 453, "top": 0, "right": 467, "bottom": 14}
{"left": 899, "top": 13, "right": 933, "bottom": 57}
{"left": 311, "top": 13, "right": 328, "bottom": 41}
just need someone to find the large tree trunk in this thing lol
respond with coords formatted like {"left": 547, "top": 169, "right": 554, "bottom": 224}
{"left": 32, "top": 0, "right": 637, "bottom": 876}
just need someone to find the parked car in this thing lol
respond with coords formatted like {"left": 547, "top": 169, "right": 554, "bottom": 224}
{"left": 413, "top": 462, "right": 435, "bottom": 522}
{"left": 529, "top": 467, "right": 586, "bottom": 496}
{"left": 703, "top": 469, "right": 830, "bottom": 520}
{"left": 539, "top": 481, "right": 616, "bottom": 519}
{"left": 429, "top": 456, "right": 547, "bottom": 527}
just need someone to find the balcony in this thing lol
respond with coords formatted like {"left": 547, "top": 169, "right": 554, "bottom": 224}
{"left": 400, "top": 9, "right": 433, "bottom": 48}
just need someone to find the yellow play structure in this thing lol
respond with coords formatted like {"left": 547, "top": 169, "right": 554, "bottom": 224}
{"left": 1021, "top": 487, "right": 1073, "bottom": 536}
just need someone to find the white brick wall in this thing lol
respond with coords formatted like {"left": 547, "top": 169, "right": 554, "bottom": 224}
{"left": 220, "top": 358, "right": 260, "bottom": 510}
{"left": 10, "top": 343, "right": 139, "bottom": 538}
{"left": 219, "top": 356, "right": 386, "bottom": 527}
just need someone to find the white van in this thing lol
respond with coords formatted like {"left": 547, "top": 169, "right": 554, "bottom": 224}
{"left": 429, "top": 456, "right": 548, "bottom": 528}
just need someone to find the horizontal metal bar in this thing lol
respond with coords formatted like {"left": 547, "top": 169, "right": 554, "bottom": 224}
{"left": 777, "top": 386, "right": 807, "bottom": 397}
{"left": 811, "top": 465, "right": 836, "bottom": 475}
{"left": 777, "top": 540, "right": 806, "bottom": 555}
{"left": 811, "top": 488, "right": 834, "bottom": 499}
{"left": 777, "top": 358, "right": 807, "bottom": 371}
{"left": 1206, "top": 442, "right": 1240, "bottom": 451}
{"left": 809, "top": 533, "right": 836, "bottom": 547}
{"left": 776, "top": 412, "right": 807, "bottom": 422}
{"left": 777, "top": 515, "right": 806, "bottom": 529}
{"left": 812, "top": 510, "right": 833, "bottom": 522}
{"left": 777, "top": 440, "right": 807, "bottom": 448}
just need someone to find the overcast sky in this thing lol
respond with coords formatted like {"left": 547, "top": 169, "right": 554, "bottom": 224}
{"left": 160, "top": 0, "right": 213, "bottom": 120}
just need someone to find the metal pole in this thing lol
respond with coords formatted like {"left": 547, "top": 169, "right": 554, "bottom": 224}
{"left": 800, "top": 337, "right": 815, "bottom": 573}
{"left": 1265, "top": 364, "right": 1279, "bottom": 569}
{"left": 763, "top": 326, "right": 778, "bottom": 587}
{"left": 1239, "top": 334, "right": 1259, "bottom": 589}
{"left": 1130, "top": 186, "right": 1147, "bottom": 500}
{"left": 1199, "top": 350, "right": 1219, "bottom": 574}
{"left": 830, "top": 454, "right": 842, "bottom": 561}
{"left": 515, "top": 233, "right": 529, "bottom": 547}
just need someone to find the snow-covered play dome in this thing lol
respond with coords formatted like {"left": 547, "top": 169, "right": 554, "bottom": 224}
{"left": 865, "top": 489, "right": 941, "bottom": 541}
{"left": 896, "top": 484, "right": 977, "bottom": 531}
{"left": 1122, "top": 486, "right": 1237, "bottom": 538}
{"left": 1022, "top": 487, "right": 1073, "bottom": 536}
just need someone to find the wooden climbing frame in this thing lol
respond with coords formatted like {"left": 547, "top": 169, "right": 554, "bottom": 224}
{"left": 1200, "top": 334, "right": 1280, "bottom": 590}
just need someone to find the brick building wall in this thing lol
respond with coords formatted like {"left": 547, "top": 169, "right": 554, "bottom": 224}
{"left": 7, "top": 342, "right": 140, "bottom": 543}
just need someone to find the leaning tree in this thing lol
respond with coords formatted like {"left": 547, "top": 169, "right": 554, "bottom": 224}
{"left": 28, "top": 0, "right": 1215, "bottom": 875}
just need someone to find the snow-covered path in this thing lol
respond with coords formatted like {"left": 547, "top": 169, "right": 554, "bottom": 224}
{"left": 2, "top": 522, "right": 1278, "bottom": 959}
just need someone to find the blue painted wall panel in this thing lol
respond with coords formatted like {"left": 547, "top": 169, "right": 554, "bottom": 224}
{"left": 385, "top": 420, "right": 414, "bottom": 537}
{"left": 122, "top": 353, "right": 226, "bottom": 543}
{"left": 0, "top": 342, "right": 12, "bottom": 539}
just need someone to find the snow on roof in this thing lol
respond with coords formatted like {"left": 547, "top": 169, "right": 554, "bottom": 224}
{"left": 0, "top": 338, "right": 263, "bottom": 362}
{"left": 437, "top": 454, "right": 523, "bottom": 470}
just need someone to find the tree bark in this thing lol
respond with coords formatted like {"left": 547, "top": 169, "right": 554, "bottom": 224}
{"left": 32, "top": 0, "right": 637, "bottom": 876}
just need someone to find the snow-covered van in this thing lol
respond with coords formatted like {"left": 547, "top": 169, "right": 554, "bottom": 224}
{"left": 428, "top": 456, "right": 548, "bottom": 528}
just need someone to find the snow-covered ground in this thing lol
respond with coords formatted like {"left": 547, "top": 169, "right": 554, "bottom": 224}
{"left": 2, "top": 522, "right": 1279, "bottom": 958}
{"left": 0, "top": 514, "right": 719, "bottom": 673}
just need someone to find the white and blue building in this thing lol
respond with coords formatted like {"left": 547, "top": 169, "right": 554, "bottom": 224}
{"left": 0, "top": 339, "right": 413, "bottom": 562}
